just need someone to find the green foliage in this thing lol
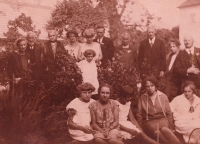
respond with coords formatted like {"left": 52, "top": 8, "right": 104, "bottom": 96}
{"left": 3, "top": 13, "right": 40, "bottom": 51}
{"left": 98, "top": 60, "right": 140, "bottom": 98}
{"left": 46, "top": 0, "right": 107, "bottom": 37}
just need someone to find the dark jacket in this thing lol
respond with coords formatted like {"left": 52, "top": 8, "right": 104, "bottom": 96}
{"left": 138, "top": 38, "right": 166, "bottom": 77}
{"left": 94, "top": 36, "right": 115, "bottom": 65}
{"left": 174, "top": 47, "right": 200, "bottom": 88}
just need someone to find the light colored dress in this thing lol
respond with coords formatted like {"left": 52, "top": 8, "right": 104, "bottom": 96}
{"left": 79, "top": 42, "right": 101, "bottom": 60}
{"left": 65, "top": 43, "right": 81, "bottom": 59}
{"left": 66, "top": 98, "right": 95, "bottom": 141}
{"left": 115, "top": 100, "right": 141, "bottom": 140}
{"left": 77, "top": 60, "right": 99, "bottom": 94}
{"left": 89, "top": 100, "right": 122, "bottom": 140}
{"left": 170, "top": 94, "right": 200, "bottom": 143}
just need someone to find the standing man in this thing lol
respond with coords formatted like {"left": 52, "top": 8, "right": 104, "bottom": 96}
{"left": 26, "top": 31, "right": 43, "bottom": 85}
{"left": 43, "top": 30, "right": 65, "bottom": 88}
{"left": 93, "top": 26, "right": 115, "bottom": 66}
{"left": 174, "top": 36, "right": 200, "bottom": 94}
{"left": 138, "top": 26, "right": 166, "bottom": 78}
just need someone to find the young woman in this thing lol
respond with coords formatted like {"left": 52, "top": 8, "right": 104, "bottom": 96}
{"left": 170, "top": 81, "right": 200, "bottom": 143}
{"left": 115, "top": 85, "right": 159, "bottom": 144}
{"left": 65, "top": 30, "right": 81, "bottom": 60}
{"left": 136, "top": 76, "right": 180, "bottom": 144}
{"left": 77, "top": 49, "right": 99, "bottom": 94}
{"left": 89, "top": 83, "right": 123, "bottom": 144}
{"left": 77, "top": 28, "right": 103, "bottom": 64}
{"left": 66, "top": 82, "right": 96, "bottom": 144}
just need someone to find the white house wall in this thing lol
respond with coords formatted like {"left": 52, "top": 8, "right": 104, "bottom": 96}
{"left": 179, "top": 5, "right": 200, "bottom": 48}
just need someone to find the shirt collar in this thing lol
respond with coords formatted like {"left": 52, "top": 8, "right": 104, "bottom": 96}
{"left": 149, "top": 37, "right": 155, "bottom": 44}
{"left": 185, "top": 46, "right": 194, "bottom": 54}
{"left": 122, "top": 44, "right": 129, "bottom": 49}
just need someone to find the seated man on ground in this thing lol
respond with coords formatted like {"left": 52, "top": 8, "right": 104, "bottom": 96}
{"left": 66, "top": 82, "right": 96, "bottom": 144}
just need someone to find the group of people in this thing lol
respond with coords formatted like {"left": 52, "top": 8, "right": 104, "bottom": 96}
{"left": 6, "top": 24, "right": 200, "bottom": 143}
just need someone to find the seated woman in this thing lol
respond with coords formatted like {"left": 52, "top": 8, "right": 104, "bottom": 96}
{"left": 7, "top": 38, "right": 29, "bottom": 98}
{"left": 77, "top": 28, "right": 103, "bottom": 65}
{"left": 89, "top": 83, "right": 124, "bottom": 144}
{"left": 115, "top": 85, "right": 159, "bottom": 144}
{"left": 77, "top": 49, "right": 99, "bottom": 95}
{"left": 66, "top": 82, "right": 96, "bottom": 144}
{"left": 170, "top": 81, "right": 200, "bottom": 143}
{"left": 65, "top": 30, "right": 81, "bottom": 60}
{"left": 136, "top": 76, "right": 180, "bottom": 144}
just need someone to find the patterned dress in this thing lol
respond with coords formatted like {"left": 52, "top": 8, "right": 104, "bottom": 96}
{"left": 89, "top": 100, "right": 122, "bottom": 140}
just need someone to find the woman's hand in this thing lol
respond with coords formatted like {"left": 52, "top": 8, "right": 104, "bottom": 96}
{"left": 81, "top": 126, "right": 94, "bottom": 134}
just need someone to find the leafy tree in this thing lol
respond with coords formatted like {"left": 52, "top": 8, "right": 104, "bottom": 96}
{"left": 46, "top": 0, "right": 107, "bottom": 38}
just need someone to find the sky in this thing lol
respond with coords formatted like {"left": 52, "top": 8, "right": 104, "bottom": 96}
{"left": 135, "top": 0, "right": 186, "bottom": 29}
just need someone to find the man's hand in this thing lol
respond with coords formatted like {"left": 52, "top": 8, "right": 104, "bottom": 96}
{"left": 159, "top": 71, "right": 165, "bottom": 77}
{"left": 187, "top": 66, "right": 200, "bottom": 74}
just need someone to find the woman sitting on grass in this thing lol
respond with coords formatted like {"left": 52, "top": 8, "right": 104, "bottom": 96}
{"left": 115, "top": 85, "right": 159, "bottom": 144}
{"left": 89, "top": 83, "right": 124, "bottom": 144}
{"left": 66, "top": 82, "right": 96, "bottom": 144}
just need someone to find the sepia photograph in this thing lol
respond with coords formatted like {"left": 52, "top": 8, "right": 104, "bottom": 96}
{"left": 0, "top": 0, "right": 200, "bottom": 144}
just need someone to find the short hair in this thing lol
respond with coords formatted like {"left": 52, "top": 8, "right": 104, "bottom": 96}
{"left": 26, "top": 31, "right": 36, "bottom": 38}
{"left": 16, "top": 38, "right": 27, "bottom": 47}
{"left": 182, "top": 81, "right": 196, "bottom": 94}
{"left": 96, "top": 25, "right": 105, "bottom": 31}
{"left": 48, "top": 30, "right": 58, "bottom": 36}
{"left": 98, "top": 83, "right": 113, "bottom": 96}
{"left": 83, "top": 28, "right": 95, "bottom": 37}
{"left": 122, "top": 32, "right": 131, "bottom": 39}
{"left": 142, "top": 76, "right": 158, "bottom": 88}
{"left": 169, "top": 38, "right": 181, "bottom": 47}
{"left": 66, "top": 30, "right": 78, "bottom": 38}
{"left": 77, "top": 82, "right": 95, "bottom": 93}
{"left": 83, "top": 49, "right": 96, "bottom": 57}
{"left": 119, "top": 85, "right": 134, "bottom": 97}
{"left": 147, "top": 25, "right": 157, "bottom": 33}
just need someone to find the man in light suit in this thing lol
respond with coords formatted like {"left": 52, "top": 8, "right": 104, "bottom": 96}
{"left": 138, "top": 26, "right": 166, "bottom": 78}
{"left": 93, "top": 26, "right": 115, "bottom": 66}
{"left": 26, "top": 31, "right": 43, "bottom": 85}
{"left": 43, "top": 30, "right": 65, "bottom": 88}
{"left": 174, "top": 36, "right": 200, "bottom": 92}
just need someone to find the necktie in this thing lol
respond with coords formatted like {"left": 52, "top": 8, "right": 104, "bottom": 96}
{"left": 150, "top": 41, "right": 153, "bottom": 47}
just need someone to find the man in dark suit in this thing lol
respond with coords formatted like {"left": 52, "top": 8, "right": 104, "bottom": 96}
{"left": 174, "top": 36, "right": 200, "bottom": 92}
{"left": 26, "top": 31, "right": 43, "bottom": 85}
{"left": 165, "top": 39, "right": 181, "bottom": 101}
{"left": 93, "top": 26, "right": 115, "bottom": 66}
{"left": 43, "top": 30, "right": 65, "bottom": 88}
{"left": 138, "top": 26, "right": 166, "bottom": 78}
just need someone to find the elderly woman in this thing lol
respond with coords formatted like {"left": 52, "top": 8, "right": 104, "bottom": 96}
{"left": 89, "top": 83, "right": 124, "bottom": 144}
{"left": 136, "top": 76, "right": 180, "bottom": 144}
{"left": 66, "top": 82, "right": 96, "bottom": 144}
{"left": 77, "top": 28, "right": 103, "bottom": 63}
{"left": 65, "top": 30, "right": 81, "bottom": 60}
{"left": 7, "top": 38, "right": 29, "bottom": 97}
{"left": 114, "top": 32, "right": 137, "bottom": 70}
{"left": 170, "top": 81, "right": 200, "bottom": 143}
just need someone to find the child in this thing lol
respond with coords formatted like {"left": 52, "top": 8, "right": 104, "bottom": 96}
{"left": 77, "top": 49, "right": 99, "bottom": 94}
{"left": 115, "top": 85, "right": 159, "bottom": 144}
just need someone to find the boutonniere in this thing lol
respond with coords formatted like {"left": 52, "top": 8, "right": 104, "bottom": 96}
{"left": 196, "top": 52, "right": 200, "bottom": 56}
{"left": 127, "top": 50, "right": 131, "bottom": 53}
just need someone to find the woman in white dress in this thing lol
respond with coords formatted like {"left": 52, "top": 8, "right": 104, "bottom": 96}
{"left": 115, "top": 85, "right": 159, "bottom": 144}
{"left": 170, "top": 81, "right": 200, "bottom": 143}
{"left": 65, "top": 30, "right": 81, "bottom": 60}
{"left": 77, "top": 49, "right": 99, "bottom": 94}
{"left": 77, "top": 28, "right": 103, "bottom": 65}
{"left": 66, "top": 82, "right": 96, "bottom": 144}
